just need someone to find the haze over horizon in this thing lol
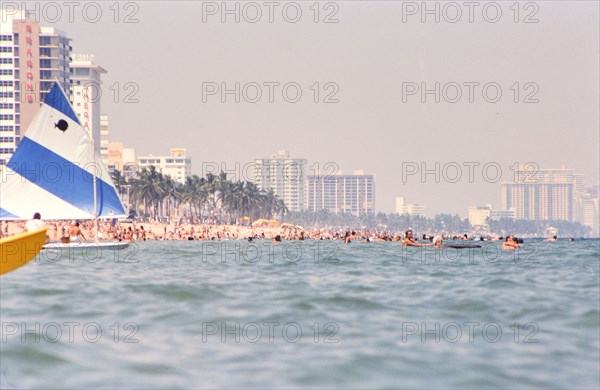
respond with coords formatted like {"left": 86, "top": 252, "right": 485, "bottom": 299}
{"left": 6, "top": 1, "right": 599, "bottom": 216}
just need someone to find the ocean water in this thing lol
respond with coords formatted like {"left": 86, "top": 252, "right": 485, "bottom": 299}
{"left": 1, "top": 239, "right": 598, "bottom": 389}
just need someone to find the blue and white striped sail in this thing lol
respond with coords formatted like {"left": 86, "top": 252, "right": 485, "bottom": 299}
{"left": 0, "top": 83, "right": 126, "bottom": 220}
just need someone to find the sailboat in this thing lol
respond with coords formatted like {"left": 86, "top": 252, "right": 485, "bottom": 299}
{"left": 0, "top": 83, "right": 129, "bottom": 253}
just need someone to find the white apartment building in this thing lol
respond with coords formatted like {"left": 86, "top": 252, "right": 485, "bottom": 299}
{"left": 395, "top": 196, "right": 425, "bottom": 217}
{"left": 138, "top": 148, "right": 192, "bottom": 185}
{"left": 0, "top": 9, "right": 71, "bottom": 166}
{"left": 71, "top": 53, "right": 106, "bottom": 155}
{"left": 502, "top": 167, "right": 575, "bottom": 221}
{"left": 100, "top": 114, "right": 109, "bottom": 165}
{"left": 254, "top": 150, "right": 307, "bottom": 212}
{"left": 306, "top": 170, "right": 375, "bottom": 216}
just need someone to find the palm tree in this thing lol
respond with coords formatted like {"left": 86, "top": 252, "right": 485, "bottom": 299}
{"left": 182, "top": 175, "right": 208, "bottom": 222}
{"left": 204, "top": 173, "right": 220, "bottom": 222}
{"left": 130, "top": 166, "right": 165, "bottom": 221}
{"left": 110, "top": 169, "right": 128, "bottom": 196}
{"left": 160, "top": 175, "right": 179, "bottom": 220}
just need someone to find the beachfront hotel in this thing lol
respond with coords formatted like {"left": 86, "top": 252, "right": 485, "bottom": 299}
{"left": 501, "top": 166, "right": 598, "bottom": 231}
{"left": 575, "top": 190, "right": 600, "bottom": 236}
{"left": 138, "top": 148, "right": 192, "bottom": 185}
{"left": 254, "top": 150, "right": 307, "bottom": 212}
{"left": 306, "top": 170, "right": 375, "bottom": 217}
{"left": 70, "top": 53, "right": 106, "bottom": 156}
{"left": 0, "top": 9, "right": 72, "bottom": 166}
{"left": 502, "top": 167, "right": 575, "bottom": 221}
{"left": 100, "top": 114, "right": 109, "bottom": 166}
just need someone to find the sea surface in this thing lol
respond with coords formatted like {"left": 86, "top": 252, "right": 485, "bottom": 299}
{"left": 1, "top": 239, "right": 599, "bottom": 389}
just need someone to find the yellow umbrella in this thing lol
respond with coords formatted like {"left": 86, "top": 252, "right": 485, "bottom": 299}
{"left": 251, "top": 219, "right": 266, "bottom": 227}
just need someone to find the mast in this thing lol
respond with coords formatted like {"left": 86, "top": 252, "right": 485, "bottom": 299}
{"left": 92, "top": 135, "right": 99, "bottom": 243}
{"left": 93, "top": 176, "right": 99, "bottom": 243}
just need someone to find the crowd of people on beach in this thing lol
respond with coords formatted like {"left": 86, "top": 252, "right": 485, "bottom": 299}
{"left": 0, "top": 212, "right": 543, "bottom": 251}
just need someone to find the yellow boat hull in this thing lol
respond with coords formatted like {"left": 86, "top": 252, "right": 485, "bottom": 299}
{"left": 0, "top": 227, "right": 48, "bottom": 275}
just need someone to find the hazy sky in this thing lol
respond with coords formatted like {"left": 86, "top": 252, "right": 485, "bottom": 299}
{"left": 12, "top": 1, "right": 599, "bottom": 215}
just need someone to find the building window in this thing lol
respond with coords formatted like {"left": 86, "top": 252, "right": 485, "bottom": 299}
{"left": 74, "top": 68, "right": 90, "bottom": 76}
{"left": 40, "top": 47, "right": 52, "bottom": 57}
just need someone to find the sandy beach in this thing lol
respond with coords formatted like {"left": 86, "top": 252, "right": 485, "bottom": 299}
{"left": 0, "top": 219, "right": 407, "bottom": 243}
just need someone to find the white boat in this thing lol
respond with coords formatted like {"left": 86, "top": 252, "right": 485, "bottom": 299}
{"left": 42, "top": 241, "right": 129, "bottom": 253}
{"left": 0, "top": 83, "right": 129, "bottom": 252}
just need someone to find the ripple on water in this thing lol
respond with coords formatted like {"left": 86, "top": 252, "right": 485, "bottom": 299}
{"left": 0, "top": 239, "right": 598, "bottom": 388}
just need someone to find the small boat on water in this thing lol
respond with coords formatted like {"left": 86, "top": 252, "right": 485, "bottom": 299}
{"left": 0, "top": 83, "right": 129, "bottom": 254}
{"left": 0, "top": 227, "right": 48, "bottom": 275}
{"left": 43, "top": 240, "right": 129, "bottom": 254}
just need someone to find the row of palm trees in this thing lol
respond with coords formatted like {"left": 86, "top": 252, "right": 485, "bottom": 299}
{"left": 287, "top": 210, "right": 471, "bottom": 233}
{"left": 111, "top": 167, "right": 288, "bottom": 223}
{"left": 287, "top": 209, "right": 591, "bottom": 236}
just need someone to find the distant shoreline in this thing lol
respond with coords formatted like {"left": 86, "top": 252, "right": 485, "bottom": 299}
{"left": 2, "top": 220, "right": 594, "bottom": 242}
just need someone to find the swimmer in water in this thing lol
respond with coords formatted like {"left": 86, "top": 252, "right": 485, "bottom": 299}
{"left": 502, "top": 235, "right": 519, "bottom": 250}
{"left": 403, "top": 230, "right": 431, "bottom": 247}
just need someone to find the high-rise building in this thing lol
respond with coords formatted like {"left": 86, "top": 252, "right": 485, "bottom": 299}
{"left": 395, "top": 196, "right": 425, "bottom": 217}
{"left": 100, "top": 114, "right": 109, "bottom": 165}
{"left": 70, "top": 53, "right": 106, "bottom": 155}
{"left": 39, "top": 26, "right": 72, "bottom": 102}
{"left": 138, "top": 148, "right": 192, "bottom": 185}
{"left": 573, "top": 181, "right": 600, "bottom": 237}
{"left": 501, "top": 167, "right": 575, "bottom": 221}
{"left": 0, "top": 9, "right": 71, "bottom": 166}
{"left": 306, "top": 170, "right": 375, "bottom": 216}
{"left": 254, "top": 150, "right": 307, "bottom": 212}
{"left": 573, "top": 173, "right": 585, "bottom": 197}
{"left": 581, "top": 197, "right": 599, "bottom": 236}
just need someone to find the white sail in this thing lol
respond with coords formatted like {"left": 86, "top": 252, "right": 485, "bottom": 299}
{"left": 0, "top": 83, "right": 126, "bottom": 220}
